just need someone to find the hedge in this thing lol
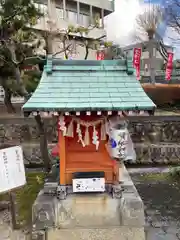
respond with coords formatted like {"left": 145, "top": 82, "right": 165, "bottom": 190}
{"left": 142, "top": 84, "right": 180, "bottom": 106}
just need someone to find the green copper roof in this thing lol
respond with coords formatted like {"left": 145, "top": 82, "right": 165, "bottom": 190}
{"left": 22, "top": 57, "right": 156, "bottom": 113}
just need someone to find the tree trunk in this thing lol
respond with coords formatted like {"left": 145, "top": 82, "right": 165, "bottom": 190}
{"left": 148, "top": 39, "right": 156, "bottom": 84}
{"left": 47, "top": 34, "right": 53, "bottom": 54}
{"left": 0, "top": 80, "right": 15, "bottom": 113}
{"left": 32, "top": 32, "right": 55, "bottom": 171}
{"left": 7, "top": 41, "right": 51, "bottom": 172}
{"left": 7, "top": 41, "right": 29, "bottom": 99}
{"left": 4, "top": 86, "right": 15, "bottom": 113}
{"left": 84, "top": 45, "right": 89, "bottom": 60}
{"left": 147, "top": 30, "right": 154, "bottom": 40}
{"left": 14, "top": 67, "right": 29, "bottom": 99}
{"left": 62, "top": 39, "right": 68, "bottom": 59}
{"left": 35, "top": 115, "right": 51, "bottom": 172}
{"left": 44, "top": 33, "right": 53, "bottom": 55}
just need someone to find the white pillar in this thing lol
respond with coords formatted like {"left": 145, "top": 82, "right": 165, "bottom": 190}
{"left": 90, "top": 5, "right": 93, "bottom": 25}
{"left": 101, "top": 9, "right": 104, "bottom": 28}
{"left": 63, "top": 0, "right": 66, "bottom": 19}
{"left": 77, "top": 1, "right": 80, "bottom": 24}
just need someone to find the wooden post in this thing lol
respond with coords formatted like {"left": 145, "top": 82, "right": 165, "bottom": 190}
{"left": 58, "top": 129, "right": 66, "bottom": 185}
{"left": 113, "top": 160, "right": 119, "bottom": 184}
{"left": 9, "top": 192, "right": 18, "bottom": 230}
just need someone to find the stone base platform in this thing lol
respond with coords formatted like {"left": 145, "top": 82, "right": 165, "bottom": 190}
{"left": 32, "top": 164, "right": 145, "bottom": 240}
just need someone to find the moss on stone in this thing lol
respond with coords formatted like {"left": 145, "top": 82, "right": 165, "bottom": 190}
{"left": 15, "top": 172, "right": 45, "bottom": 226}
{"left": 0, "top": 172, "right": 45, "bottom": 227}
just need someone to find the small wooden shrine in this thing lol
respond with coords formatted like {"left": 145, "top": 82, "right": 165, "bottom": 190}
{"left": 22, "top": 56, "right": 156, "bottom": 199}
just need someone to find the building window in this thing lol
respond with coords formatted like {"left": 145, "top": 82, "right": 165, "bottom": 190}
{"left": 67, "top": 10, "right": 78, "bottom": 23}
{"left": 79, "top": 14, "right": 90, "bottom": 27}
{"left": 34, "top": 3, "right": 48, "bottom": 15}
{"left": 65, "top": 10, "right": 90, "bottom": 26}
{"left": 56, "top": 7, "right": 64, "bottom": 20}
{"left": 92, "top": 12, "right": 101, "bottom": 27}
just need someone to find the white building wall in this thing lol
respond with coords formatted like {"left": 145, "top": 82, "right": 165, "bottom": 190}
{"left": 33, "top": 2, "right": 106, "bottom": 40}
{"left": 52, "top": 38, "right": 97, "bottom": 59}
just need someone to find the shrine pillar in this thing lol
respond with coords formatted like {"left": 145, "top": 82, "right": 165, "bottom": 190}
{"left": 58, "top": 129, "right": 66, "bottom": 185}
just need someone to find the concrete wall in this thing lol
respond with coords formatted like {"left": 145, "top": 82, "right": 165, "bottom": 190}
{"left": 0, "top": 114, "right": 180, "bottom": 165}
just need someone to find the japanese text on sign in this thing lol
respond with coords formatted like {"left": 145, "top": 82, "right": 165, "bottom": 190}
{"left": 0, "top": 146, "right": 26, "bottom": 194}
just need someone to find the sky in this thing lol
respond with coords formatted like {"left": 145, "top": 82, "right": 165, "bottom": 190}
{"left": 105, "top": 0, "right": 180, "bottom": 58}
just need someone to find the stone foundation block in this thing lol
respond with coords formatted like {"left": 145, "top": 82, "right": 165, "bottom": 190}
{"left": 55, "top": 194, "right": 121, "bottom": 228}
{"left": 120, "top": 193, "right": 145, "bottom": 227}
{"left": 32, "top": 190, "right": 57, "bottom": 230}
{"left": 120, "top": 164, "right": 145, "bottom": 227}
{"left": 32, "top": 165, "right": 145, "bottom": 240}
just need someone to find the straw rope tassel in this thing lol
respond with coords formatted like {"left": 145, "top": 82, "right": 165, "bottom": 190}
{"left": 105, "top": 120, "right": 110, "bottom": 135}
{"left": 76, "top": 123, "right": 85, "bottom": 147}
{"left": 59, "top": 115, "right": 67, "bottom": 136}
{"left": 101, "top": 122, "right": 106, "bottom": 141}
{"left": 66, "top": 120, "right": 74, "bottom": 137}
{"left": 84, "top": 126, "right": 90, "bottom": 146}
{"left": 92, "top": 126, "right": 100, "bottom": 150}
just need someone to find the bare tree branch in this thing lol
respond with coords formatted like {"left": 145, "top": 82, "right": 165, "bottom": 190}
{"left": 135, "top": 4, "right": 164, "bottom": 40}
{"left": 165, "top": 0, "right": 180, "bottom": 39}
{"left": 41, "top": 10, "right": 105, "bottom": 60}
{"left": 53, "top": 44, "right": 72, "bottom": 57}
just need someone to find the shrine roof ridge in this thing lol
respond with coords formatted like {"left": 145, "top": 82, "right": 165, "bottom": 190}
{"left": 45, "top": 55, "right": 134, "bottom": 74}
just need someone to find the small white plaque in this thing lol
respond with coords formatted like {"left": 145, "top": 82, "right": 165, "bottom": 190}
{"left": 73, "top": 178, "right": 105, "bottom": 193}
{"left": 0, "top": 146, "right": 26, "bottom": 193}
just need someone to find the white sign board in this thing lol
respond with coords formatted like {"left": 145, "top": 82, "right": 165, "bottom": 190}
{"left": 0, "top": 146, "right": 26, "bottom": 194}
{"left": 73, "top": 178, "right": 105, "bottom": 193}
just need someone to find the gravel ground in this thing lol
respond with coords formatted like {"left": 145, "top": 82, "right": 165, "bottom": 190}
{"left": 131, "top": 172, "right": 180, "bottom": 240}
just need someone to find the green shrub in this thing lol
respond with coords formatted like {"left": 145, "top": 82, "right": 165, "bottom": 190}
{"left": 169, "top": 166, "right": 180, "bottom": 180}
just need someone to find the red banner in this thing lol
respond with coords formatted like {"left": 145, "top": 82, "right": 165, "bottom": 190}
{"left": 96, "top": 51, "right": 105, "bottom": 60}
{"left": 133, "top": 48, "right": 142, "bottom": 80}
{"left": 165, "top": 52, "right": 174, "bottom": 81}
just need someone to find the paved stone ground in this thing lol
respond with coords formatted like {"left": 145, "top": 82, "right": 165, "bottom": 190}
{"left": 0, "top": 210, "right": 28, "bottom": 240}
{"left": 130, "top": 172, "right": 180, "bottom": 240}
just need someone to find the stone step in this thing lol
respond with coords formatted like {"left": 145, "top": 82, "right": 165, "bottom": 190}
{"left": 46, "top": 227, "right": 145, "bottom": 240}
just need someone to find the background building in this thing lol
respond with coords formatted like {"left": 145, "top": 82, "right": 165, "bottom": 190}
{"left": 33, "top": 0, "right": 115, "bottom": 59}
